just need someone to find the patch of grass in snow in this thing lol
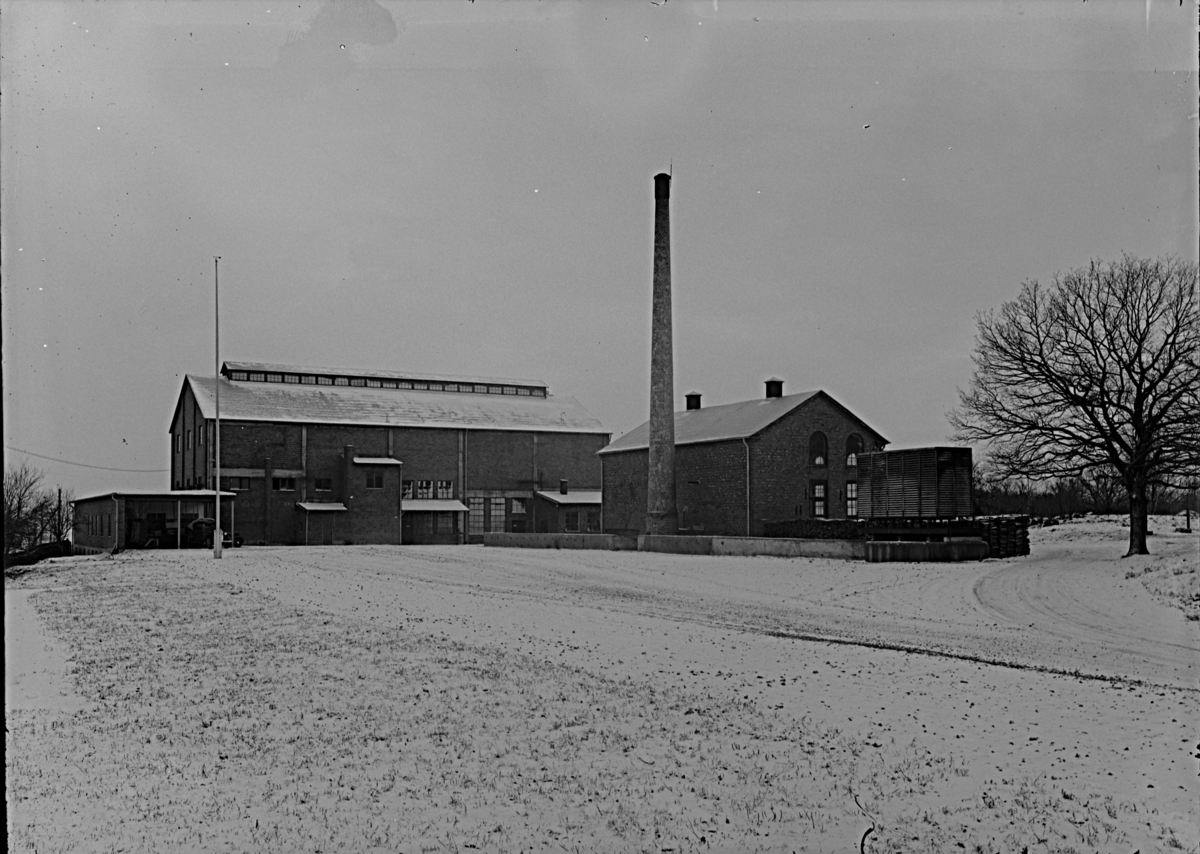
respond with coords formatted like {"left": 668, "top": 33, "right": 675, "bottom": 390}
{"left": 5, "top": 558, "right": 1167, "bottom": 853}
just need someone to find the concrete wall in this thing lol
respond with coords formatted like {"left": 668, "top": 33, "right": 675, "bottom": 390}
{"left": 865, "top": 540, "right": 989, "bottom": 562}
{"left": 484, "top": 532, "right": 638, "bottom": 550}
{"left": 711, "top": 537, "right": 865, "bottom": 559}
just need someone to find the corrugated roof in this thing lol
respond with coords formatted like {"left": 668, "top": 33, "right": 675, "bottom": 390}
{"left": 598, "top": 390, "right": 886, "bottom": 454}
{"left": 223, "top": 361, "right": 548, "bottom": 391}
{"left": 534, "top": 490, "right": 602, "bottom": 506}
{"left": 186, "top": 375, "right": 607, "bottom": 434}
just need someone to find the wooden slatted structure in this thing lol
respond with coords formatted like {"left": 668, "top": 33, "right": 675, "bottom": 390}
{"left": 858, "top": 447, "right": 974, "bottom": 519}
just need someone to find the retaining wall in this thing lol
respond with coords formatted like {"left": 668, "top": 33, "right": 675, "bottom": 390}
{"left": 865, "top": 540, "right": 989, "bottom": 562}
{"left": 483, "top": 532, "right": 638, "bottom": 551}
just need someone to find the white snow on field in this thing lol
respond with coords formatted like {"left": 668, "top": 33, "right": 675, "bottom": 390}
{"left": 6, "top": 516, "right": 1197, "bottom": 852}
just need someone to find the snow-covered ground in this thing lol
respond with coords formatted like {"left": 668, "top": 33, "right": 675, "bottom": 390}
{"left": 6, "top": 516, "right": 1197, "bottom": 853}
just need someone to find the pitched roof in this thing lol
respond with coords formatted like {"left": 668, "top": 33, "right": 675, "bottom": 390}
{"left": 598, "top": 390, "right": 886, "bottom": 454}
{"left": 182, "top": 375, "right": 608, "bottom": 434}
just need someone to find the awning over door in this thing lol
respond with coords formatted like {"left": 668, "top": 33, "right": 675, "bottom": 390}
{"left": 296, "top": 502, "right": 348, "bottom": 512}
{"left": 402, "top": 500, "right": 468, "bottom": 512}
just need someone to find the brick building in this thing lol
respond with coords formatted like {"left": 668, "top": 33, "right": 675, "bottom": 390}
{"left": 599, "top": 379, "right": 887, "bottom": 537}
{"left": 170, "top": 361, "right": 609, "bottom": 545}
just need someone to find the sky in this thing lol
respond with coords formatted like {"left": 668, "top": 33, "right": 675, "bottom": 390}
{"left": 2, "top": 0, "right": 1196, "bottom": 497}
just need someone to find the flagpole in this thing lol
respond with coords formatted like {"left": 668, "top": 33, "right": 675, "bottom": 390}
{"left": 214, "top": 255, "right": 223, "bottom": 559}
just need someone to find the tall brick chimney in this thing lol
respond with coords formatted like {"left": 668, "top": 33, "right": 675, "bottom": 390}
{"left": 646, "top": 172, "right": 678, "bottom": 535}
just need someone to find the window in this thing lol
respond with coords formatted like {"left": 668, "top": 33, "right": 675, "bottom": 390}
{"left": 187, "top": 430, "right": 193, "bottom": 449}
{"left": 314, "top": 477, "right": 332, "bottom": 492}
{"left": 272, "top": 477, "right": 296, "bottom": 491}
{"left": 414, "top": 381, "right": 429, "bottom": 390}
{"left": 587, "top": 510, "right": 601, "bottom": 532}
{"left": 402, "top": 480, "right": 414, "bottom": 499}
{"left": 350, "top": 378, "right": 365, "bottom": 387}
{"left": 198, "top": 425, "right": 204, "bottom": 446}
{"left": 301, "top": 375, "right": 317, "bottom": 384}
{"left": 428, "top": 383, "right": 443, "bottom": 391}
{"left": 366, "top": 379, "right": 381, "bottom": 388}
{"left": 846, "top": 434, "right": 863, "bottom": 467}
{"left": 846, "top": 481, "right": 858, "bottom": 518}
{"left": 366, "top": 472, "right": 383, "bottom": 490}
{"left": 474, "top": 384, "right": 488, "bottom": 393}
{"left": 488, "top": 497, "right": 505, "bottom": 532}
{"left": 399, "top": 380, "right": 413, "bottom": 389}
{"left": 531, "top": 389, "right": 546, "bottom": 398}
{"left": 334, "top": 377, "right": 349, "bottom": 386}
{"left": 176, "top": 433, "right": 183, "bottom": 453}
{"left": 468, "top": 497, "right": 485, "bottom": 534}
{"left": 416, "top": 480, "right": 433, "bottom": 499}
{"left": 502, "top": 386, "right": 516, "bottom": 395}
{"left": 517, "top": 388, "right": 531, "bottom": 396}
{"left": 249, "top": 372, "right": 265, "bottom": 382}
{"left": 317, "top": 376, "right": 333, "bottom": 385}
{"left": 266, "top": 373, "right": 282, "bottom": 383}
{"left": 221, "top": 476, "right": 249, "bottom": 491}
{"left": 564, "top": 511, "right": 580, "bottom": 532}
{"left": 284, "top": 374, "right": 300, "bottom": 384}
{"left": 809, "top": 431, "right": 828, "bottom": 466}
{"left": 436, "top": 480, "right": 453, "bottom": 499}
{"left": 229, "top": 370, "right": 248, "bottom": 381}
{"left": 436, "top": 513, "right": 455, "bottom": 534}
{"left": 488, "top": 385, "right": 502, "bottom": 394}
{"left": 382, "top": 380, "right": 398, "bottom": 389}
{"left": 811, "top": 481, "right": 827, "bottom": 517}
{"left": 510, "top": 497, "right": 527, "bottom": 515}
{"left": 444, "top": 383, "right": 458, "bottom": 392}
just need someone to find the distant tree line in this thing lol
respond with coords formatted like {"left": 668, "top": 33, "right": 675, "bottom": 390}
{"left": 3, "top": 462, "right": 75, "bottom": 561}
{"left": 973, "top": 463, "right": 1197, "bottom": 520}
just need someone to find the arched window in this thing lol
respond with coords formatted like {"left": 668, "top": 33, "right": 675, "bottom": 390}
{"left": 809, "top": 431, "right": 827, "bottom": 466}
{"left": 846, "top": 433, "right": 863, "bottom": 467}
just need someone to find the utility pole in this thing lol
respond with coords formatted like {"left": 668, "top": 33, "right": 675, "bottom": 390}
{"left": 214, "top": 256, "right": 223, "bottom": 559}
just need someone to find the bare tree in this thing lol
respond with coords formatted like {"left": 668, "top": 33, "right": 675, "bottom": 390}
{"left": 3, "top": 461, "right": 51, "bottom": 555}
{"left": 951, "top": 255, "right": 1199, "bottom": 556}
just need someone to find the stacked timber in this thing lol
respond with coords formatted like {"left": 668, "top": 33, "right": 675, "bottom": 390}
{"left": 980, "top": 516, "right": 1030, "bottom": 557}
{"left": 858, "top": 447, "right": 973, "bottom": 519}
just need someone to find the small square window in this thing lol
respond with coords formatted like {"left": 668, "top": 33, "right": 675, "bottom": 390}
{"left": 510, "top": 497, "right": 527, "bottom": 515}
{"left": 366, "top": 472, "right": 383, "bottom": 490}
{"left": 272, "top": 477, "right": 296, "bottom": 491}
{"left": 314, "top": 477, "right": 332, "bottom": 492}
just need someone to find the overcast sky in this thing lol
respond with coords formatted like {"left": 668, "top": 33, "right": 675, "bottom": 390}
{"left": 2, "top": 0, "right": 1196, "bottom": 496}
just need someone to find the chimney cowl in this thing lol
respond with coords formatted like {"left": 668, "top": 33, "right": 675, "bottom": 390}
{"left": 559, "top": 479, "right": 568, "bottom": 495}
{"left": 685, "top": 392, "right": 702, "bottom": 410}
{"left": 764, "top": 378, "right": 784, "bottom": 399}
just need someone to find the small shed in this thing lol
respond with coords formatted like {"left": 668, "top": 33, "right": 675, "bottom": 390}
{"left": 856, "top": 447, "right": 973, "bottom": 519}
{"left": 72, "top": 489, "right": 237, "bottom": 554}
{"left": 530, "top": 483, "right": 602, "bottom": 534}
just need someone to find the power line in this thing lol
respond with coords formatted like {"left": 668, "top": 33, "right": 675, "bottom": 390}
{"left": 4, "top": 446, "right": 169, "bottom": 473}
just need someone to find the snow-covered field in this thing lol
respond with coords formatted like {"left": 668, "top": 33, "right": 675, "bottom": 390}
{"left": 6, "top": 516, "right": 1198, "bottom": 853}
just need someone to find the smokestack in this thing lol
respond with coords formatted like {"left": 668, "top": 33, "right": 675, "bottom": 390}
{"left": 685, "top": 392, "right": 702, "bottom": 410}
{"left": 765, "top": 378, "right": 784, "bottom": 399}
{"left": 646, "top": 172, "right": 678, "bottom": 535}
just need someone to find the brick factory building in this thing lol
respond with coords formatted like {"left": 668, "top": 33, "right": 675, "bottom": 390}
{"left": 170, "top": 361, "right": 609, "bottom": 545}
{"left": 599, "top": 379, "right": 887, "bottom": 537}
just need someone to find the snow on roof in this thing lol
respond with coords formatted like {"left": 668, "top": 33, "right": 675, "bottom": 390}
{"left": 598, "top": 390, "right": 885, "bottom": 454}
{"left": 73, "top": 489, "right": 236, "bottom": 504}
{"left": 186, "top": 375, "right": 607, "bottom": 434}
{"left": 402, "top": 499, "right": 470, "bottom": 512}
{"left": 223, "top": 361, "right": 548, "bottom": 391}
{"left": 533, "top": 490, "right": 602, "bottom": 506}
